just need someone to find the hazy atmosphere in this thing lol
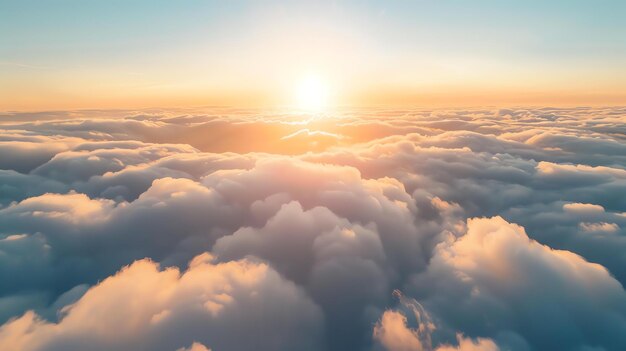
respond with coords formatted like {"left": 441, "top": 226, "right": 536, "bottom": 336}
{"left": 1, "top": 2, "right": 625, "bottom": 351}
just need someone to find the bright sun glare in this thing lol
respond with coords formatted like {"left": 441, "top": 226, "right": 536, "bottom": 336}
{"left": 295, "top": 75, "right": 330, "bottom": 112}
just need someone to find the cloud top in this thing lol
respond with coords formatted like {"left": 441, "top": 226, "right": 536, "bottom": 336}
{"left": 0, "top": 107, "right": 625, "bottom": 350}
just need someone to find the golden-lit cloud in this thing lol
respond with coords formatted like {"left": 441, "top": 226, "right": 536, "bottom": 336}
{"left": 0, "top": 107, "right": 624, "bottom": 350}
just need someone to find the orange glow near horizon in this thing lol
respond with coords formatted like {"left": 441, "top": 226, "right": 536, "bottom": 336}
{"left": 2, "top": 1, "right": 626, "bottom": 111}
{"left": 3, "top": 83, "right": 626, "bottom": 112}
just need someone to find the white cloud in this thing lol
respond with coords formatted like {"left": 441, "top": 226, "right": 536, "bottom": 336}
{"left": 563, "top": 202, "right": 605, "bottom": 213}
{"left": 0, "top": 107, "right": 625, "bottom": 350}
{"left": 0, "top": 254, "right": 323, "bottom": 351}
{"left": 579, "top": 222, "right": 619, "bottom": 233}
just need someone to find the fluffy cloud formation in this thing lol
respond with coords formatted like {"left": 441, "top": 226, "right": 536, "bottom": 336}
{"left": 0, "top": 254, "right": 323, "bottom": 351}
{"left": 374, "top": 312, "right": 499, "bottom": 351}
{"left": 409, "top": 216, "right": 626, "bottom": 350}
{"left": 373, "top": 291, "right": 499, "bottom": 351}
{"left": 0, "top": 107, "right": 625, "bottom": 350}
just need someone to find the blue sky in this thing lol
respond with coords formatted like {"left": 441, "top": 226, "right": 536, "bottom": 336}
{"left": 2, "top": 0, "right": 625, "bottom": 109}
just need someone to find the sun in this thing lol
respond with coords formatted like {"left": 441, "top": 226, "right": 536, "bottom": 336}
{"left": 295, "top": 75, "right": 330, "bottom": 112}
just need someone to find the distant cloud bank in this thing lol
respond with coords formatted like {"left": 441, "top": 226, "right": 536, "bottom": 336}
{"left": 0, "top": 107, "right": 625, "bottom": 350}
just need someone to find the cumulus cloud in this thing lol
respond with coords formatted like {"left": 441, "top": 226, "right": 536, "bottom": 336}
{"left": 563, "top": 202, "right": 605, "bottom": 213}
{"left": 374, "top": 310, "right": 430, "bottom": 351}
{"left": 409, "top": 216, "right": 626, "bottom": 350}
{"left": 579, "top": 221, "right": 619, "bottom": 233}
{"left": 0, "top": 107, "right": 625, "bottom": 350}
{"left": 373, "top": 291, "right": 499, "bottom": 351}
{"left": 0, "top": 254, "right": 323, "bottom": 351}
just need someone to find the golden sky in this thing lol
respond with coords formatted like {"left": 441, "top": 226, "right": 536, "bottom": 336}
{"left": 2, "top": 1, "right": 626, "bottom": 110}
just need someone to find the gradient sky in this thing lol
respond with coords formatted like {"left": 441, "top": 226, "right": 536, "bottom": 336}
{"left": 2, "top": 0, "right": 626, "bottom": 110}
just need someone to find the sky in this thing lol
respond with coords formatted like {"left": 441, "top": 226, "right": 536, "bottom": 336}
{"left": 2, "top": 0, "right": 626, "bottom": 110}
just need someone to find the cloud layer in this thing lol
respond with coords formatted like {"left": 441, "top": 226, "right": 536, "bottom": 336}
{"left": 0, "top": 107, "right": 625, "bottom": 350}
